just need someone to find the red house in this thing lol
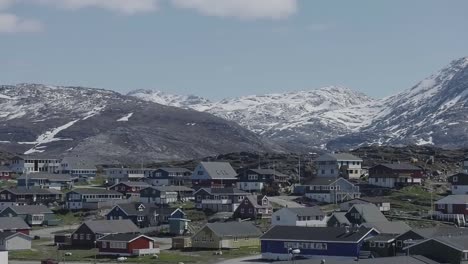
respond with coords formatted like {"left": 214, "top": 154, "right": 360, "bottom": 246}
{"left": 435, "top": 195, "right": 468, "bottom": 215}
{"left": 0, "top": 217, "right": 31, "bottom": 235}
{"left": 0, "top": 166, "right": 12, "bottom": 180}
{"left": 368, "top": 163, "right": 424, "bottom": 188}
{"left": 109, "top": 181, "right": 151, "bottom": 199}
{"left": 97, "top": 234, "right": 159, "bottom": 257}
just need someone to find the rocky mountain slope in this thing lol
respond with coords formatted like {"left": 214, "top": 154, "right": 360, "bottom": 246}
{"left": 0, "top": 84, "right": 281, "bottom": 162}
{"left": 131, "top": 86, "right": 380, "bottom": 151}
{"left": 130, "top": 57, "right": 468, "bottom": 151}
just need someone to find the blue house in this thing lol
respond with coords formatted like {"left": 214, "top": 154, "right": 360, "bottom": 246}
{"left": 260, "top": 226, "right": 377, "bottom": 260}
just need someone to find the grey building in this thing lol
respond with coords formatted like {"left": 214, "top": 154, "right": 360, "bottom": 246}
{"left": 0, "top": 205, "right": 59, "bottom": 226}
{"left": 0, "top": 231, "right": 32, "bottom": 251}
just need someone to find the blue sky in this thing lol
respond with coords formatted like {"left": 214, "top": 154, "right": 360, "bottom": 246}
{"left": 1, "top": 0, "right": 468, "bottom": 100}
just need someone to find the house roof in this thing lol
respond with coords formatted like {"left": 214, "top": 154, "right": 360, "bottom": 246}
{"left": 111, "top": 181, "right": 151, "bottom": 188}
{"left": 61, "top": 157, "right": 97, "bottom": 170}
{"left": 0, "top": 217, "right": 31, "bottom": 230}
{"left": 245, "top": 195, "right": 271, "bottom": 209}
{"left": 5, "top": 205, "right": 53, "bottom": 215}
{"left": 284, "top": 206, "right": 325, "bottom": 217}
{"left": 194, "top": 187, "right": 247, "bottom": 195}
{"left": 205, "top": 222, "right": 262, "bottom": 237}
{"left": 199, "top": 162, "right": 238, "bottom": 179}
{"left": 0, "top": 166, "right": 11, "bottom": 172}
{"left": 435, "top": 195, "right": 468, "bottom": 205}
{"left": 112, "top": 203, "right": 158, "bottom": 216}
{"left": 157, "top": 167, "right": 192, "bottom": 173}
{"left": 18, "top": 173, "right": 72, "bottom": 182}
{"left": 2, "top": 188, "right": 62, "bottom": 195}
{"left": 248, "top": 169, "right": 287, "bottom": 177}
{"left": 304, "top": 177, "right": 354, "bottom": 187}
{"left": 82, "top": 220, "right": 139, "bottom": 234}
{"left": 261, "top": 226, "right": 374, "bottom": 243}
{"left": 412, "top": 226, "right": 468, "bottom": 238}
{"left": 404, "top": 236, "right": 468, "bottom": 253}
{"left": 366, "top": 234, "right": 397, "bottom": 243}
{"left": 145, "top": 186, "right": 194, "bottom": 193}
{"left": 98, "top": 233, "right": 153, "bottom": 243}
{"left": 0, "top": 231, "right": 32, "bottom": 241}
{"left": 362, "top": 221, "right": 411, "bottom": 235}
{"left": 329, "top": 212, "right": 351, "bottom": 225}
{"left": 373, "top": 163, "right": 421, "bottom": 171}
{"left": 315, "top": 153, "right": 362, "bottom": 162}
{"left": 274, "top": 255, "right": 440, "bottom": 264}
{"left": 69, "top": 188, "right": 122, "bottom": 195}
{"left": 349, "top": 204, "right": 388, "bottom": 223}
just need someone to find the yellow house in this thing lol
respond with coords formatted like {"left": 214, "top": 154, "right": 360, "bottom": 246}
{"left": 192, "top": 222, "right": 262, "bottom": 249}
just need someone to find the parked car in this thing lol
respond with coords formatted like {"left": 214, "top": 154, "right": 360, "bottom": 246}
{"left": 41, "top": 259, "right": 59, "bottom": 264}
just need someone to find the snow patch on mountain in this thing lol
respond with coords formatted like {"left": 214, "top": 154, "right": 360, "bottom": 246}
{"left": 24, "top": 119, "right": 79, "bottom": 154}
{"left": 117, "top": 113, "right": 133, "bottom": 122}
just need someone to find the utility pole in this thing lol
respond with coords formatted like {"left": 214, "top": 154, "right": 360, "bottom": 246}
{"left": 298, "top": 156, "right": 301, "bottom": 185}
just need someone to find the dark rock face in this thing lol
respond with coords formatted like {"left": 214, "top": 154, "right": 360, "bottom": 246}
{"left": 0, "top": 84, "right": 281, "bottom": 162}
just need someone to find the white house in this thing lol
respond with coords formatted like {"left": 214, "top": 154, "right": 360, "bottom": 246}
{"left": 60, "top": 156, "right": 97, "bottom": 177}
{"left": 271, "top": 207, "right": 327, "bottom": 227}
{"left": 315, "top": 153, "right": 362, "bottom": 179}
{"left": 104, "top": 168, "right": 156, "bottom": 185}
{"left": 10, "top": 156, "right": 61, "bottom": 174}
{"left": 0, "top": 232, "right": 32, "bottom": 251}
{"left": 304, "top": 177, "right": 361, "bottom": 204}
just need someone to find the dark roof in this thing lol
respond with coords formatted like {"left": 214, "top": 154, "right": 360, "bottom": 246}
{"left": 69, "top": 188, "right": 122, "bottom": 195}
{"left": 6, "top": 205, "right": 53, "bottom": 215}
{"left": 150, "top": 186, "right": 194, "bottom": 192}
{"left": 198, "top": 162, "right": 238, "bottom": 179}
{"left": 435, "top": 195, "right": 468, "bottom": 205}
{"left": 0, "top": 166, "right": 12, "bottom": 172}
{"left": 195, "top": 187, "right": 247, "bottom": 195}
{"left": 283, "top": 206, "right": 325, "bottom": 217}
{"left": 412, "top": 226, "right": 468, "bottom": 238}
{"left": 248, "top": 169, "right": 287, "bottom": 177}
{"left": 304, "top": 177, "right": 354, "bottom": 187}
{"left": 2, "top": 188, "right": 62, "bottom": 195}
{"left": 0, "top": 231, "right": 32, "bottom": 241}
{"left": 61, "top": 157, "right": 97, "bottom": 170}
{"left": 245, "top": 195, "right": 271, "bottom": 209}
{"left": 329, "top": 212, "right": 351, "bottom": 225}
{"left": 205, "top": 222, "right": 262, "bottom": 237}
{"left": 275, "top": 255, "right": 440, "bottom": 264}
{"left": 433, "top": 235, "right": 468, "bottom": 251}
{"left": 362, "top": 221, "right": 411, "bottom": 235}
{"left": 0, "top": 217, "right": 31, "bottom": 230}
{"left": 157, "top": 167, "right": 192, "bottom": 173}
{"left": 18, "top": 173, "right": 72, "bottom": 182}
{"left": 98, "top": 233, "right": 153, "bottom": 242}
{"left": 112, "top": 203, "right": 158, "bottom": 216}
{"left": 261, "top": 226, "right": 373, "bottom": 242}
{"left": 350, "top": 204, "right": 388, "bottom": 223}
{"left": 359, "top": 196, "right": 390, "bottom": 204}
{"left": 82, "top": 220, "right": 139, "bottom": 234}
{"left": 316, "top": 153, "right": 362, "bottom": 162}
{"left": 373, "top": 163, "right": 421, "bottom": 171}
{"left": 366, "top": 234, "right": 397, "bottom": 242}
{"left": 111, "top": 181, "right": 151, "bottom": 188}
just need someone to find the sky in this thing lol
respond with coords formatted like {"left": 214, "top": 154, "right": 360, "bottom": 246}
{"left": 1, "top": 0, "right": 468, "bottom": 100}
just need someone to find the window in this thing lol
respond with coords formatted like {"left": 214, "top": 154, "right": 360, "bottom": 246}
{"left": 331, "top": 169, "right": 334, "bottom": 174}
{"left": 369, "top": 241, "right": 376, "bottom": 247}
{"left": 321, "top": 170, "right": 325, "bottom": 175}
{"left": 438, "top": 204, "right": 445, "bottom": 209}
{"left": 240, "top": 208, "right": 244, "bottom": 213}
{"left": 73, "top": 234, "right": 78, "bottom": 239}
{"left": 102, "top": 242, "right": 107, "bottom": 248}
{"left": 453, "top": 176, "right": 458, "bottom": 182}
{"left": 378, "top": 242, "right": 385, "bottom": 248}
{"left": 396, "top": 240, "right": 402, "bottom": 247}
{"left": 110, "top": 242, "right": 127, "bottom": 249}
{"left": 86, "top": 234, "right": 91, "bottom": 240}
{"left": 79, "top": 234, "right": 84, "bottom": 240}
{"left": 276, "top": 216, "right": 280, "bottom": 221}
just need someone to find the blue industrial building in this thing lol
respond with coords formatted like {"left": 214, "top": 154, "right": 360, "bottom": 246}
{"left": 260, "top": 226, "right": 378, "bottom": 260}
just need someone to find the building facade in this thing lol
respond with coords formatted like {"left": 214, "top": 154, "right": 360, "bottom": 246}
{"left": 315, "top": 153, "right": 363, "bottom": 179}
{"left": 10, "top": 156, "right": 61, "bottom": 173}
{"left": 191, "top": 162, "right": 238, "bottom": 189}
{"left": 236, "top": 169, "right": 288, "bottom": 192}
{"left": 194, "top": 188, "right": 247, "bottom": 213}
{"left": 368, "top": 163, "right": 424, "bottom": 188}
{"left": 66, "top": 188, "right": 124, "bottom": 210}
{"left": 304, "top": 178, "right": 361, "bottom": 204}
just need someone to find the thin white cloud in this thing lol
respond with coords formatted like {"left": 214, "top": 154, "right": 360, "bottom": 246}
{"left": 35, "top": 0, "right": 160, "bottom": 14}
{"left": 0, "top": 13, "right": 43, "bottom": 33}
{"left": 171, "top": 0, "right": 297, "bottom": 20}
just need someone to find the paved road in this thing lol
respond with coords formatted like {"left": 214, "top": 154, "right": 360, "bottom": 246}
{"left": 268, "top": 196, "right": 304, "bottom": 208}
{"left": 214, "top": 255, "right": 265, "bottom": 264}
{"left": 31, "top": 225, "right": 80, "bottom": 239}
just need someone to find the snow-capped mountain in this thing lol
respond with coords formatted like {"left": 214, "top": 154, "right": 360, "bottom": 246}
{"left": 130, "top": 86, "right": 380, "bottom": 150}
{"left": 0, "top": 84, "right": 280, "bottom": 162}
{"left": 127, "top": 89, "right": 212, "bottom": 109}
{"left": 329, "top": 56, "right": 468, "bottom": 149}
{"left": 130, "top": 57, "right": 468, "bottom": 151}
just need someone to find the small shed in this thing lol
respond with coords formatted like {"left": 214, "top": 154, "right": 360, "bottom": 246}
{"left": 172, "top": 236, "right": 192, "bottom": 249}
